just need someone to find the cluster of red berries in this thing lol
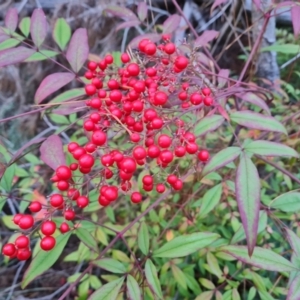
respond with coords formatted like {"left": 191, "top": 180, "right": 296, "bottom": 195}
{"left": 2, "top": 36, "right": 213, "bottom": 260}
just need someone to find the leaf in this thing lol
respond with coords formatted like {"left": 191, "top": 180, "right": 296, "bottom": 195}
{"left": 66, "top": 28, "right": 89, "bottom": 73}
{"left": 207, "top": 252, "right": 222, "bottom": 277}
{"left": 50, "top": 88, "right": 85, "bottom": 103}
{"left": 5, "top": 8, "right": 18, "bottom": 32}
{"left": 93, "top": 258, "right": 126, "bottom": 274}
{"left": 19, "top": 17, "right": 30, "bottom": 37}
{"left": 25, "top": 50, "right": 58, "bottom": 62}
{"left": 126, "top": 275, "right": 142, "bottom": 300}
{"left": 238, "top": 92, "right": 270, "bottom": 114}
{"left": 0, "top": 46, "right": 34, "bottom": 67}
{"left": 269, "top": 192, "right": 300, "bottom": 212}
{"left": 115, "top": 20, "right": 141, "bottom": 32}
{"left": 76, "top": 228, "right": 98, "bottom": 252}
{"left": 220, "top": 245, "right": 297, "bottom": 272}
{"left": 194, "top": 115, "right": 224, "bottom": 136}
{"left": 88, "top": 277, "right": 125, "bottom": 300}
{"left": 286, "top": 228, "right": 300, "bottom": 258}
{"left": 235, "top": 153, "right": 260, "bottom": 256}
{"left": 30, "top": 9, "right": 47, "bottom": 48}
{"left": 230, "top": 111, "right": 287, "bottom": 134}
{"left": 211, "top": 0, "right": 229, "bottom": 12}
{"left": 137, "top": 2, "right": 148, "bottom": 22}
{"left": 21, "top": 232, "right": 71, "bottom": 288}
{"left": 199, "top": 278, "right": 215, "bottom": 289}
{"left": 138, "top": 222, "right": 149, "bottom": 255}
{"left": 287, "top": 275, "right": 300, "bottom": 300}
{"left": 195, "top": 291, "right": 213, "bottom": 300}
{"left": 0, "top": 164, "right": 16, "bottom": 192}
{"left": 145, "top": 259, "right": 163, "bottom": 299}
{"left": 40, "top": 135, "right": 66, "bottom": 170}
{"left": 53, "top": 18, "right": 71, "bottom": 50}
{"left": 261, "top": 44, "right": 300, "bottom": 54}
{"left": 128, "top": 33, "right": 161, "bottom": 49}
{"left": 0, "top": 38, "right": 22, "bottom": 51}
{"left": 171, "top": 265, "right": 187, "bottom": 290}
{"left": 195, "top": 30, "right": 219, "bottom": 47}
{"left": 153, "top": 232, "right": 219, "bottom": 258}
{"left": 202, "top": 147, "right": 241, "bottom": 176}
{"left": 217, "top": 69, "right": 229, "bottom": 88}
{"left": 34, "top": 72, "right": 75, "bottom": 104}
{"left": 245, "top": 140, "right": 299, "bottom": 158}
{"left": 105, "top": 5, "right": 138, "bottom": 21}
{"left": 162, "top": 14, "right": 181, "bottom": 34}
{"left": 199, "top": 184, "right": 222, "bottom": 217}
{"left": 292, "top": 5, "right": 300, "bottom": 38}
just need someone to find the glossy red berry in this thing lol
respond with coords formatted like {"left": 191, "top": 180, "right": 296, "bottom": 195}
{"left": 164, "top": 43, "right": 176, "bottom": 54}
{"left": 138, "top": 39, "right": 151, "bottom": 52}
{"left": 13, "top": 213, "right": 23, "bottom": 225}
{"left": 130, "top": 133, "right": 140, "bottom": 143}
{"left": 15, "top": 235, "right": 30, "bottom": 249}
{"left": 120, "top": 157, "right": 137, "bottom": 173}
{"left": 76, "top": 196, "right": 89, "bottom": 208}
{"left": 105, "top": 54, "right": 114, "bottom": 64}
{"left": 92, "top": 130, "right": 107, "bottom": 146}
{"left": 190, "top": 93, "right": 202, "bottom": 105}
{"left": 83, "top": 120, "right": 95, "bottom": 131}
{"left": 173, "top": 179, "right": 183, "bottom": 190}
{"left": 50, "top": 194, "right": 64, "bottom": 208}
{"left": 103, "top": 187, "right": 118, "bottom": 202}
{"left": 41, "top": 220, "right": 56, "bottom": 236}
{"left": 133, "top": 146, "right": 147, "bottom": 160}
{"left": 174, "top": 56, "right": 189, "bottom": 69}
{"left": 17, "top": 248, "right": 31, "bottom": 260}
{"left": 85, "top": 84, "right": 97, "bottom": 96}
{"left": 131, "top": 192, "right": 142, "bottom": 203}
{"left": 198, "top": 150, "right": 210, "bottom": 162}
{"left": 29, "top": 201, "right": 42, "bottom": 213}
{"left": 2, "top": 243, "right": 16, "bottom": 256}
{"left": 88, "top": 61, "right": 98, "bottom": 71}
{"left": 121, "top": 53, "right": 130, "bottom": 63}
{"left": 147, "top": 145, "right": 160, "bottom": 158}
{"left": 159, "top": 150, "right": 174, "bottom": 163}
{"left": 56, "top": 166, "right": 72, "bottom": 181}
{"left": 186, "top": 142, "right": 198, "bottom": 154}
{"left": 127, "top": 63, "right": 140, "bottom": 76}
{"left": 202, "top": 87, "right": 211, "bottom": 96}
{"left": 156, "top": 183, "right": 165, "bottom": 193}
{"left": 68, "top": 142, "right": 79, "bottom": 153}
{"left": 144, "top": 42, "right": 156, "bottom": 55}
{"left": 109, "top": 90, "right": 122, "bottom": 102}
{"left": 18, "top": 215, "right": 34, "bottom": 230}
{"left": 175, "top": 146, "right": 186, "bottom": 157}
{"left": 167, "top": 174, "right": 178, "bottom": 185}
{"left": 158, "top": 134, "right": 172, "bottom": 148}
{"left": 153, "top": 91, "right": 168, "bottom": 106}
{"left": 70, "top": 163, "right": 78, "bottom": 171}
{"left": 57, "top": 180, "right": 69, "bottom": 191}
{"left": 40, "top": 236, "right": 56, "bottom": 251}
{"left": 60, "top": 222, "right": 70, "bottom": 233}
{"left": 64, "top": 209, "right": 76, "bottom": 221}
{"left": 142, "top": 175, "right": 153, "bottom": 185}
{"left": 151, "top": 117, "right": 163, "bottom": 129}
{"left": 203, "top": 96, "right": 213, "bottom": 106}
{"left": 78, "top": 154, "right": 95, "bottom": 169}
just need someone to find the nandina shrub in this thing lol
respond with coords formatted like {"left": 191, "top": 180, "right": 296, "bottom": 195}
{"left": 0, "top": 3, "right": 300, "bottom": 300}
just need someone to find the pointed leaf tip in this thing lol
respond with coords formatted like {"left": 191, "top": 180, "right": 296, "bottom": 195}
{"left": 30, "top": 9, "right": 48, "bottom": 48}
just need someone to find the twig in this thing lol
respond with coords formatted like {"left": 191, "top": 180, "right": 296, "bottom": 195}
{"left": 6, "top": 261, "right": 26, "bottom": 300}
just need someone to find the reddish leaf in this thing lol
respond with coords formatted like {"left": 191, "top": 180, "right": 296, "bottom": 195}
{"left": 163, "top": 14, "right": 181, "bottom": 34}
{"left": 236, "top": 153, "right": 260, "bottom": 256}
{"left": 211, "top": 0, "right": 229, "bottom": 12}
{"left": 105, "top": 5, "right": 138, "bottom": 21}
{"left": 30, "top": 9, "right": 47, "bottom": 48}
{"left": 137, "top": 2, "right": 148, "bottom": 22}
{"left": 0, "top": 47, "right": 35, "bottom": 67}
{"left": 34, "top": 72, "right": 75, "bottom": 104}
{"left": 238, "top": 92, "right": 270, "bottom": 115}
{"left": 11, "top": 138, "right": 46, "bottom": 162}
{"left": 115, "top": 20, "right": 141, "bottom": 32}
{"left": 194, "top": 30, "right": 219, "bottom": 47}
{"left": 5, "top": 8, "right": 18, "bottom": 32}
{"left": 40, "top": 135, "right": 66, "bottom": 170}
{"left": 217, "top": 105, "right": 230, "bottom": 121}
{"left": 291, "top": 5, "right": 300, "bottom": 38}
{"left": 0, "top": 34, "right": 9, "bottom": 43}
{"left": 66, "top": 28, "right": 89, "bottom": 73}
{"left": 217, "top": 69, "right": 230, "bottom": 88}
{"left": 128, "top": 33, "right": 161, "bottom": 49}
{"left": 287, "top": 275, "right": 300, "bottom": 300}
{"left": 52, "top": 102, "right": 86, "bottom": 115}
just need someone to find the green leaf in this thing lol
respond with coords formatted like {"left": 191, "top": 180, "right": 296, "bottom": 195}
{"left": 230, "top": 111, "right": 287, "bottom": 134}
{"left": 0, "top": 164, "right": 16, "bottom": 192}
{"left": 195, "top": 291, "right": 213, "bottom": 300}
{"left": 21, "top": 232, "right": 71, "bottom": 288}
{"left": 76, "top": 228, "right": 98, "bottom": 252}
{"left": 199, "top": 184, "right": 222, "bottom": 217}
{"left": 269, "top": 192, "right": 300, "bottom": 212}
{"left": 199, "top": 278, "right": 215, "bottom": 289}
{"left": 53, "top": 18, "right": 71, "bottom": 50}
{"left": 0, "top": 38, "right": 22, "bottom": 50}
{"left": 235, "top": 153, "right": 260, "bottom": 256}
{"left": 50, "top": 88, "right": 85, "bottom": 103}
{"left": 245, "top": 140, "right": 299, "bottom": 158}
{"left": 194, "top": 115, "right": 224, "bottom": 136}
{"left": 19, "top": 17, "right": 30, "bottom": 37}
{"left": 171, "top": 265, "right": 187, "bottom": 290}
{"left": 220, "top": 245, "right": 297, "bottom": 272}
{"left": 138, "top": 222, "right": 149, "bottom": 255}
{"left": 286, "top": 228, "right": 300, "bottom": 257}
{"left": 0, "top": 195, "right": 6, "bottom": 212}
{"left": 206, "top": 252, "right": 222, "bottom": 277}
{"left": 261, "top": 44, "right": 300, "bottom": 54}
{"left": 126, "top": 275, "right": 142, "bottom": 300}
{"left": 88, "top": 276, "right": 125, "bottom": 300}
{"left": 202, "top": 147, "right": 241, "bottom": 176}
{"left": 145, "top": 259, "right": 163, "bottom": 299}
{"left": 287, "top": 275, "right": 300, "bottom": 300}
{"left": 25, "top": 50, "right": 58, "bottom": 62}
{"left": 153, "top": 232, "right": 219, "bottom": 258}
{"left": 93, "top": 258, "right": 126, "bottom": 274}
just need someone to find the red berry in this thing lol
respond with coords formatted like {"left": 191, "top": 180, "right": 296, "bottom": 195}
{"left": 73, "top": 148, "right": 86, "bottom": 160}
{"left": 2, "top": 243, "right": 16, "bottom": 256}
{"left": 156, "top": 183, "right": 165, "bottom": 193}
{"left": 64, "top": 209, "right": 76, "bottom": 221}
{"left": 60, "top": 222, "right": 70, "bottom": 233}
{"left": 143, "top": 184, "right": 153, "bottom": 192}
{"left": 184, "top": 132, "right": 196, "bottom": 143}
{"left": 88, "top": 61, "right": 98, "bottom": 71}
{"left": 50, "top": 194, "right": 64, "bottom": 208}
{"left": 151, "top": 117, "right": 163, "bottom": 129}
{"left": 138, "top": 39, "right": 151, "bottom": 52}
{"left": 121, "top": 53, "right": 130, "bottom": 63}
{"left": 103, "top": 187, "right": 118, "bottom": 202}
{"left": 67, "top": 188, "right": 80, "bottom": 200}
{"left": 15, "top": 235, "right": 29, "bottom": 249}
{"left": 90, "top": 112, "right": 101, "bottom": 123}
{"left": 85, "top": 142, "right": 97, "bottom": 153}
{"left": 142, "top": 175, "right": 153, "bottom": 185}
{"left": 164, "top": 43, "right": 176, "bottom": 54}
{"left": 112, "top": 151, "right": 124, "bottom": 162}
{"left": 85, "top": 71, "right": 93, "bottom": 79}
{"left": 146, "top": 67, "right": 157, "bottom": 77}
{"left": 17, "top": 248, "right": 31, "bottom": 260}
{"left": 178, "top": 91, "right": 188, "bottom": 101}
{"left": 174, "top": 56, "right": 189, "bottom": 69}
{"left": 104, "top": 168, "right": 113, "bottom": 179}
{"left": 91, "top": 78, "right": 103, "bottom": 89}
{"left": 41, "top": 220, "right": 56, "bottom": 236}
{"left": 85, "top": 84, "right": 97, "bottom": 96}
{"left": 159, "top": 150, "right": 174, "bottom": 163}
{"left": 78, "top": 154, "right": 94, "bottom": 169}
{"left": 70, "top": 163, "right": 78, "bottom": 171}
{"left": 133, "top": 146, "right": 147, "bottom": 160}
{"left": 90, "top": 98, "right": 102, "bottom": 109}
{"left": 130, "top": 133, "right": 140, "bottom": 143}
{"left": 203, "top": 96, "right": 213, "bottom": 106}
{"left": 144, "top": 42, "right": 156, "bottom": 55}
{"left": 40, "top": 236, "right": 56, "bottom": 251}
{"left": 153, "top": 91, "right": 168, "bottom": 106}
{"left": 13, "top": 214, "right": 23, "bottom": 225}
{"left": 119, "top": 170, "right": 133, "bottom": 181}
{"left": 84, "top": 120, "right": 95, "bottom": 131}
{"left": 121, "top": 181, "right": 132, "bottom": 192}
{"left": 57, "top": 180, "right": 69, "bottom": 191}
{"left": 173, "top": 179, "right": 183, "bottom": 190}
{"left": 120, "top": 157, "right": 137, "bottom": 173}
{"left": 198, "top": 150, "right": 210, "bottom": 162}
{"left": 158, "top": 134, "right": 172, "bottom": 148}
{"left": 98, "top": 195, "right": 110, "bottom": 206}
{"left": 131, "top": 192, "right": 142, "bottom": 203}
{"left": 167, "top": 174, "right": 177, "bottom": 185}
{"left": 127, "top": 63, "right": 140, "bottom": 76}
{"left": 202, "top": 87, "right": 211, "bottom": 96}
{"left": 68, "top": 142, "right": 79, "bottom": 153}
{"left": 186, "top": 142, "right": 198, "bottom": 154}
{"left": 18, "top": 215, "right": 34, "bottom": 230}
{"left": 76, "top": 196, "right": 89, "bottom": 208}
{"left": 105, "top": 54, "right": 114, "bottom": 64}
{"left": 101, "top": 154, "right": 114, "bottom": 167}
{"left": 190, "top": 93, "right": 202, "bottom": 105}
{"left": 29, "top": 201, "right": 42, "bottom": 213}
{"left": 174, "top": 146, "right": 186, "bottom": 157}
{"left": 109, "top": 90, "right": 122, "bottom": 102}
{"left": 56, "top": 166, "right": 72, "bottom": 181}
{"left": 147, "top": 145, "right": 160, "bottom": 158}
{"left": 79, "top": 167, "right": 91, "bottom": 174}
{"left": 92, "top": 130, "right": 107, "bottom": 146}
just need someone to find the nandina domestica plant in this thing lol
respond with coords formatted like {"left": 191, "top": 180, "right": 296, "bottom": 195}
{"left": 0, "top": 2, "right": 300, "bottom": 299}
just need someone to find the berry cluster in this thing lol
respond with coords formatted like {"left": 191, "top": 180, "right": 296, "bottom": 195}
{"left": 2, "top": 36, "right": 213, "bottom": 260}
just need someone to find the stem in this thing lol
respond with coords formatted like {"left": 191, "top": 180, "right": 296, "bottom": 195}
{"left": 0, "top": 107, "right": 46, "bottom": 124}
